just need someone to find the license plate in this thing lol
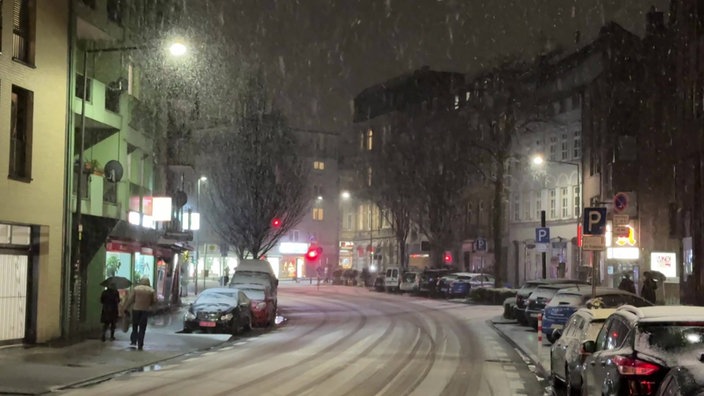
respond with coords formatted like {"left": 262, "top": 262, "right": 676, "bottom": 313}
{"left": 199, "top": 321, "right": 216, "bottom": 328}
{"left": 530, "top": 313, "right": 539, "bottom": 318}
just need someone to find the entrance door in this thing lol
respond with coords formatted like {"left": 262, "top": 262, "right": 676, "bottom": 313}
{"left": 0, "top": 254, "right": 28, "bottom": 342}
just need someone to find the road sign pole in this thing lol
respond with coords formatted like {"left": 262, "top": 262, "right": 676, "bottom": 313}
{"left": 592, "top": 250, "right": 599, "bottom": 299}
{"left": 541, "top": 210, "right": 546, "bottom": 279}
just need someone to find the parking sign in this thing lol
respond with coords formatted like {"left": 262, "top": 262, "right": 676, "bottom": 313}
{"left": 474, "top": 238, "right": 487, "bottom": 252}
{"left": 582, "top": 207, "right": 607, "bottom": 235}
{"left": 535, "top": 227, "right": 550, "bottom": 243}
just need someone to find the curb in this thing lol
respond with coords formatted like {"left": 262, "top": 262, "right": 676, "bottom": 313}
{"left": 487, "top": 319, "right": 549, "bottom": 379}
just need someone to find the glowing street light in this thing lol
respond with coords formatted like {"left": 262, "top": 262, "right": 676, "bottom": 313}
{"left": 169, "top": 42, "right": 188, "bottom": 57}
{"left": 341, "top": 191, "right": 351, "bottom": 200}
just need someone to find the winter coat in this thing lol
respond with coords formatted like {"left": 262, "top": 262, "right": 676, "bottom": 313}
{"left": 124, "top": 278, "right": 157, "bottom": 312}
{"left": 100, "top": 288, "right": 121, "bottom": 324}
{"left": 641, "top": 278, "right": 657, "bottom": 304}
{"left": 618, "top": 278, "right": 636, "bottom": 294}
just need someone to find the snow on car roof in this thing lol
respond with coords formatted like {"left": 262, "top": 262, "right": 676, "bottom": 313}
{"left": 620, "top": 305, "right": 704, "bottom": 321}
{"left": 576, "top": 307, "right": 618, "bottom": 320}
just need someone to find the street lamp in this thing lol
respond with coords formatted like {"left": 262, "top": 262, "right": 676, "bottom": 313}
{"left": 194, "top": 176, "right": 207, "bottom": 295}
{"left": 70, "top": 40, "right": 188, "bottom": 338}
{"left": 531, "top": 154, "right": 582, "bottom": 279}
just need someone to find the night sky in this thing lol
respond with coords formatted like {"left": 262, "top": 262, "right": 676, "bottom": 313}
{"left": 225, "top": 0, "right": 670, "bottom": 131}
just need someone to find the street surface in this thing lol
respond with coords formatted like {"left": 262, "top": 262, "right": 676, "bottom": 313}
{"left": 58, "top": 284, "right": 545, "bottom": 396}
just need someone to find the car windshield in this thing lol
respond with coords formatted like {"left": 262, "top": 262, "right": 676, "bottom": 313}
{"left": 195, "top": 290, "right": 237, "bottom": 305}
{"left": 637, "top": 323, "right": 704, "bottom": 352}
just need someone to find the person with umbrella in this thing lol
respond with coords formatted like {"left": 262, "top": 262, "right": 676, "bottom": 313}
{"left": 641, "top": 271, "right": 658, "bottom": 304}
{"left": 100, "top": 282, "right": 121, "bottom": 341}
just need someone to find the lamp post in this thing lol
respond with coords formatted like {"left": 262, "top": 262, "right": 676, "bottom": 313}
{"left": 69, "top": 41, "right": 187, "bottom": 338}
{"left": 531, "top": 154, "right": 582, "bottom": 279}
{"left": 194, "top": 176, "right": 207, "bottom": 295}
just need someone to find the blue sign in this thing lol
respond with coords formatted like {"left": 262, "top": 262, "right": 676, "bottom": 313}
{"left": 582, "top": 207, "right": 607, "bottom": 235}
{"left": 535, "top": 227, "right": 550, "bottom": 243}
{"left": 474, "top": 238, "right": 487, "bottom": 252}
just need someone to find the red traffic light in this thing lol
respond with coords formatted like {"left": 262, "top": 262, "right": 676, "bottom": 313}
{"left": 271, "top": 218, "right": 282, "bottom": 228}
{"left": 443, "top": 251, "right": 453, "bottom": 264}
{"left": 306, "top": 246, "right": 322, "bottom": 261}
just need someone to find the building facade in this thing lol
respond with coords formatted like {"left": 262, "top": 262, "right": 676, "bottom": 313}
{"left": 0, "top": 0, "right": 70, "bottom": 344}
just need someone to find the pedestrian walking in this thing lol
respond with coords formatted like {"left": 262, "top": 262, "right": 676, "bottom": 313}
{"left": 641, "top": 271, "right": 658, "bottom": 304}
{"left": 123, "top": 277, "right": 157, "bottom": 350}
{"left": 100, "top": 282, "right": 121, "bottom": 342}
{"left": 618, "top": 274, "right": 636, "bottom": 294}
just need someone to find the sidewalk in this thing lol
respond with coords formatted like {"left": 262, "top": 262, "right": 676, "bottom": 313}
{"left": 0, "top": 306, "right": 229, "bottom": 395}
{"left": 489, "top": 315, "right": 551, "bottom": 379}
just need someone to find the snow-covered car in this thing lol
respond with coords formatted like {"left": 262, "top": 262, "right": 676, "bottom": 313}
{"left": 582, "top": 305, "right": 704, "bottom": 396}
{"left": 550, "top": 308, "right": 616, "bottom": 395}
{"left": 183, "top": 288, "right": 252, "bottom": 335}
{"left": 235, "top": 283, "right": 276, "bottom": 327}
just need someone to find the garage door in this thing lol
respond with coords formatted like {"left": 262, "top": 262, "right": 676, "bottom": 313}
{"left": 0, "top": 254, "right": 27, "bottom": 342}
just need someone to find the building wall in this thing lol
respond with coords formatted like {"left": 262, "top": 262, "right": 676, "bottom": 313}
{"left": 0, "top": 0, "right": 70, "bottom": 342}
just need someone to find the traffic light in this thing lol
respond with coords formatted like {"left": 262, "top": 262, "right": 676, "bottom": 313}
{"left": 443, "top": 251, "right": 453, "bottom": 264}
{"left": 271, "top": 217, "right": 282, "bottom": 228}
{"left": 306, "top": 246, "right": 323, "bottom": 261}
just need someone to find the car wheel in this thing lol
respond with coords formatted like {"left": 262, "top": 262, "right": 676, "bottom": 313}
{"left": 546, "top": 333, "right": 556, "bottom": 344}
{"left": 565, "top": 367, "right": 579, "bottom": 396}
{"left": 243, "top": 315, "right": 253, "bottom": 332}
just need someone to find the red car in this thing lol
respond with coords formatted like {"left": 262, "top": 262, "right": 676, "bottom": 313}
{"left": 237, "top": 283, "right": 276, "bottom": 327}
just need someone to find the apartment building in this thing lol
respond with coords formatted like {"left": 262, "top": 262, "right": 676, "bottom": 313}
{"left": 0, "top": 0, "right": 70, "bottom": 344}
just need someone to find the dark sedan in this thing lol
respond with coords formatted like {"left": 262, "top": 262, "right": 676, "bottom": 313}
{"left": 183, "top": 287, "right": 253, "bottom": 335}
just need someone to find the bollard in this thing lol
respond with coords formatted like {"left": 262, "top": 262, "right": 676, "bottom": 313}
{"left": 538, "top": 312, "right": 543, "bottom": 347}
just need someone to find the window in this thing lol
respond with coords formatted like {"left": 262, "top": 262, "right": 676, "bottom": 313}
{"left": 313, "top": 161, "right": 325, "bottom": 170}
{"left": 366, "top": 129, "right": 373, "bottom": 151}
{"left": 523, "top": 196, "right": 531, "bottom": 220}
{"left": 513, "top": 200, "right": 520, "bottom": 221}
{"left": 573, "top": 133, "right": 581, "bottom": 159}
{"left": 367, "top": 166, "right": 373, "bottom": 186}
{"left": 12, "top": 0, "right": 35, "bottom": 65}
{"left": 573, "top": 186, "right": 581, "bottom": 217}
{"left": 454, "top": 94, "right": 460, "bottom": 110}
{"left": 315, "top": 134, "right": 325, "bottom": 152}
{"left": 549, "top": 136, "right": 557, "bottom": 161}
{"left": 107, "top": 0, "right": 122, "bottom": 24}
{"left": 75, "top": 73, "right": 92, "bottom": 101}
{"left": 561, "top": 187, "right": 569, "bottom": 218}
{"left": 313, "top": 208, "right": 324, "bottom": 221}
{"left": 549, "top": 189, "right": 556, "bottom": 219}
{"left": 561, "top": 134, "right": 568, "bottom": 160}
{"left": 9, "top": 85, "right": 33, "bottom": 181}
{"left": 345, "top": 213, "right": 353, "bottom": 230}
{"left": 535, "top": 190, "right": 542, "bottom": 219}
{"left": 359, "top": 131, "right": 365, "bottom": 150}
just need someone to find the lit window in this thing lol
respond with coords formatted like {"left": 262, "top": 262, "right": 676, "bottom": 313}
{"left": 9, "top": 85, "right": 33, "bottom": 181}
{"left": 454, "top": 95, "right": 460, "bottom": 110}
{"left": 366, "top": 129, "right": 373, "bottom": 151}
{"left": 313, "top": 208, "right": 324, "bottom": 221}
{"left": 313, "top": 161, "right": 325, "bottom": 170}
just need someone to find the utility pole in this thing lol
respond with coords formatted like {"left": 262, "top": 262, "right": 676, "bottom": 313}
{"left": 541, "top": 210, "right": 547, "bottom": 279}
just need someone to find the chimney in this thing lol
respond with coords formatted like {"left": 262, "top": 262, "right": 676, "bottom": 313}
{"left": 646, "top": 6, "right": 665, "bottom": 35}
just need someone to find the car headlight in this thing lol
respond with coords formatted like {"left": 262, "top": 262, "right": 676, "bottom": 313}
{"left": 185, "top": 311, "right": 196, "bottom": 320}
{"left": 220, "top": 313, "right": 234, "bottom": 321}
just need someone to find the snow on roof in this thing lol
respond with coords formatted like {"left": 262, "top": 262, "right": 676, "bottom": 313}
{"left": 622, "top": 305, "right": 704, "bottom": 321}
{"left": 576, "top": 308, "right": 618, "bottom": 320}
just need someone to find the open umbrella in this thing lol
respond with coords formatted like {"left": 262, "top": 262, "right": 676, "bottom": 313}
{"left": 101, "top": 276, "right": 131, "bottom": 289}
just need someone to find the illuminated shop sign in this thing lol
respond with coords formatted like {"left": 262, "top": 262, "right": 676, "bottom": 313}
{"left": 650, "top": 252, "right": 676, "bottom": 278}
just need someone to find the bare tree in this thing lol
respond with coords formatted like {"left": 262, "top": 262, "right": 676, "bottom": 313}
{"left": 200, "top": 76, "right": 310, "bottom": 259}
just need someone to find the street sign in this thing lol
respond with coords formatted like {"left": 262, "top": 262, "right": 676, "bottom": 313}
{"left": 535, "top": 243, "right": 548, "bottom": 252}
{"left": 613, "top": 214, "right": 629, "bottom": 226}
{"left": 582, "top": 207, "right": 607, "bottom": 235}
{"left": 535, "top": 227, "right": 550, "bottom": 243}
{"left": 582, "top": 235, "right": 605, "bottom": 251}
{"left": 474, "top": 238, "right": 487, "bottom": 252}
{"left": 613, "top": 192, "right": 629, "bottom": 213}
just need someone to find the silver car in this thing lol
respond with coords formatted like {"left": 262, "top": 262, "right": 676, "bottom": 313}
{"left": 550, "top": 308, "right": 616, "bottom": 395}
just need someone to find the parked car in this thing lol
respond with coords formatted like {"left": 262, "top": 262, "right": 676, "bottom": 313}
{"left": 550, "top": 308, "right": 617, "bottom": 395}
{"left": 235, "top": 283, "right": 275, "bottom": 327}
{"left": 399, "top": 271, "right": 421, "bottom": 293}
{"left": 513, "top": 279, "right": 589, "bottom": 325}
{"left": 542, "top": 287, "right": 652, "bottom": 343}
{"left": 384, "top": 267, "right": 401, "bottom": 292}
{"left": 656, "top": 362, "right": 704, "bottom": 396}
{"left": 525, "top": 283, "right": 583, "bottom": 329}
{"left": 183, "top": 287, "right": 253, "bottom": 335}
{"left": 448, "top": 273, "right": 494, "bottom": 298}
{"left": 419, "top": 269, "right": 451, "bottom": 296}
{"left": 230, "top": 259, "right": 278, "bottom": 310}
{"left": 582, "top": 305, "right": 704, "bottom": 396}
{"left": 437, "top": 274, "right": 460, "bottom": 297}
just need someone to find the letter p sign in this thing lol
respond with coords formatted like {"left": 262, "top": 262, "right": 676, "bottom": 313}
{"left": 582, "top": 207, "right": 607, "bottom": 235}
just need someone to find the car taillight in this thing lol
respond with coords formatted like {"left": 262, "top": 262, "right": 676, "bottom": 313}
{"left": 613, "top": 355, "right": 660, "bottom": 376}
